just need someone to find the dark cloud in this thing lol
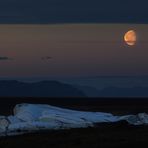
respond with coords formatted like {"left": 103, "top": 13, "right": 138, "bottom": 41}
{"left": 41, "top": 56, "right": 52, "bottom": 60}
{"left": 0, "top": 0, "right": 147, "bottom": 24}
{"left": 0, "top": 57, "right": 12, "bottom": 61}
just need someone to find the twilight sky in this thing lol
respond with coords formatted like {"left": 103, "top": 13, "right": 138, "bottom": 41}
{"left": 0, "top": 0, "right": 147, "bottom": 24}
{"left": 0, "top": 0, "right": 148, "bottom": 78}
{"left": 0, "top": 24, "right": 147, "bottom": 78}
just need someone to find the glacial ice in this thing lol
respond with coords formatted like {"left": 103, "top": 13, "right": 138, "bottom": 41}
{"left": 0, "top": 103, "right": 148, "bottom": 136}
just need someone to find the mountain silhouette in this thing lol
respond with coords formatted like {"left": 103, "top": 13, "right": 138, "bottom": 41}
{"left": 0, "top": 80, "right": 85, "bottom": 97}
{"left": 75, "top": 85, "right": 100, "bottom": 97}
{"left": 74, "top": 85, "right": 148, "bottom": 97}
{"left": 98, "top": 87, "right": 148, "bottom": 97}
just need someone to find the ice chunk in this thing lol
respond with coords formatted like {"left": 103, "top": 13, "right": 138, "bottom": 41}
{"left": 0, "top": 103, "right": 147, "bottom": 136}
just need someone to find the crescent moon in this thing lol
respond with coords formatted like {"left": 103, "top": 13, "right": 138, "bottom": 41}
{"left": 124, "top": 30, "right": 136, "bottom": 46}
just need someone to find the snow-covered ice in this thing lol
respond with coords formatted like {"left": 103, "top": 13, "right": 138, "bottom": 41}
{"left": 0, "top": 103, "right": 148, "bottom": 136}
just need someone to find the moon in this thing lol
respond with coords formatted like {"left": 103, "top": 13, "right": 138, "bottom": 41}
{"left": 124, "top": 30, "right": 137, "bottom": 46}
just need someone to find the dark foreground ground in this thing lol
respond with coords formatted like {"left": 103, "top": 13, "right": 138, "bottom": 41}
{"left": 1, "top": 97, "right": 148, "bottom": 148}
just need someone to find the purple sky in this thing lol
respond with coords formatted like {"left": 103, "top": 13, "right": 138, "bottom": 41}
{"left": 0, "top": 24, "right": 148, "bottom": 78}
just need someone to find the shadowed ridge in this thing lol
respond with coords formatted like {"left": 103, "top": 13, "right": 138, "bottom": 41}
{"left": 0, "top": 80, "right": 85, "bottom": 97}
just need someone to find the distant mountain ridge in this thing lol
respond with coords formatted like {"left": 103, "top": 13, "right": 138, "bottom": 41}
{"left": 0, "top": 80, "right": 85, "bottom": 97}
{"left": 99, "top": 87, "right": 148, "bottom": 97}
{"left": 1, "top": 80, "right": 148, "bottom": 97}
{"left": 76, "top": 85, "right": 148, "bottom": 97}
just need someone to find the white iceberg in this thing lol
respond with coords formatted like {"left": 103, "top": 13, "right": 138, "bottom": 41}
{"left": 0, "top": 103, "right": 148, "bottom": 136}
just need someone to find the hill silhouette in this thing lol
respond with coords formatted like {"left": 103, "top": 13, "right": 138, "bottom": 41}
{"left": 0, "top": 80, "right": 85, "bottom": 97}
{"left": 99, "top": 87, "right": 148, "bottom": 97}
{"left": 74, "top": 85, "right": 148, "bottom": 97}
